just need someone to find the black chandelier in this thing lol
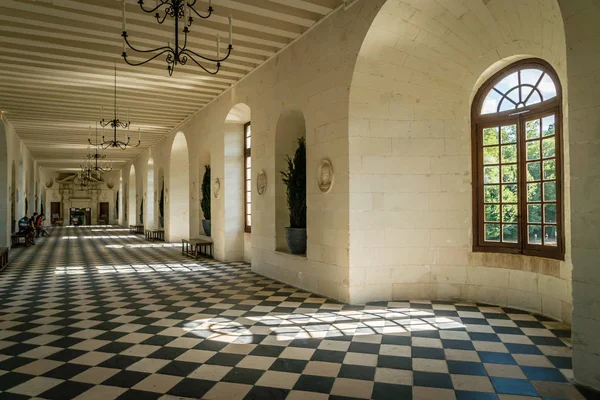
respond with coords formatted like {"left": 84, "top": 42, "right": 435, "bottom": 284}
{"left": 121, "top": 0, "right": 233, "bottom": 76}
{"left": 83, "top": 126, "right": 113, "bottom": 173}
{"left": 89, "top": 65, "right": 141, "bottom": 150}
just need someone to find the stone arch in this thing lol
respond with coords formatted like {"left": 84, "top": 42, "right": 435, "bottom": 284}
{"left": 216, "top": 103, "right": 251, "bottom": 261}
{"left": 0, "top": 121, "right": 7, "bottom": 246}
{"left": 146, "top": 158, "right": 155, "bottom": 229}
{"left": 274, "top": 108, "right": 306, "bottom": 253}
{"left": 169, "top": 132, "right": 190, "bottom": 242}
{"left": 347, "top": 0, "right": 569, "bottom": 318}
{"left": 128, "top": 164, "right": 136, "bottom": 226}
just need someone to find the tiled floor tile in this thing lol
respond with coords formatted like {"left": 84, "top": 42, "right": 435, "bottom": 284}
{"left": 451, "top": 374, "right": 494, "bottom": 392}
{"left": 7, "top": 376, "right": 62, "bottom": 396}
{"left": 132, "top": 373, "right": 183, "bottom": 393}
{"left": 71, "top": 366, "right": 119, "bottom": 384}
{"left": 255, "top": 370, "right": 300, "bottom": 389}
{"left": 330, "top": 377, "right": 374, "bottom": 399}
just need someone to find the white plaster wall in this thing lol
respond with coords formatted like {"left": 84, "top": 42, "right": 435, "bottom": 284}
{"left": 347, "top": 0, "right": 573, "bottom": 321}
{"left": 126, "top": 3, "right": 376, "bottom": 302}
{"left": 558, "top": 0, "right": 600, "bottom": 391}
{"left": 0, "top": 117, "right": 36, "bottom": 247}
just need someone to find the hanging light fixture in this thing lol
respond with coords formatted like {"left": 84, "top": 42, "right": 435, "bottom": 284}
{"left": 89, "top": 65, "right": 141, "bottom": 150}
{"left": 121, "top": 0, "right": 233, "bottom": 76}
{"left": 85, "top": 124, "right": 113, "bottom": 173}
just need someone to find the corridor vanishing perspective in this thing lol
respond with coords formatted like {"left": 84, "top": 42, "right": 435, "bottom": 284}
{"left": 0, "top": 227, "right": 584, "bottom": 400}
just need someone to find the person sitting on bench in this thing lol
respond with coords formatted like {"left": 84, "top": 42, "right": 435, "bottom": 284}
{"left": 18, "top": 215, "right": 35, "bottom": 245}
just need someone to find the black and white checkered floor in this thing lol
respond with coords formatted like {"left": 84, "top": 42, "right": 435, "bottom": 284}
{"left": 0, "top": 226, "right": 589, "bottom": 399}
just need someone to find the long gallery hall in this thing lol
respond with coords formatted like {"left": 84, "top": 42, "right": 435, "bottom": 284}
{"left": 0, "top": 0, "right": 599, "bottom": 399}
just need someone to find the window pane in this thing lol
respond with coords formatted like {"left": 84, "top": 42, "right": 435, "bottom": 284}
{"left": 503, "top": 224, "right": 518, "bottom": 243}
{"left": 483, "top": 147, "right": 499, "bottom": 164}
{"left": 485, "top": 205, "right": 500, "bottom": 222}
{"left": 527, "top": 183, "right": 541, "bottom": 202}
{"left": 527, "top": 162, "right": 541, "bottom": 181}
{"left": 501, "top": 145, "right": 517, "bottom": 163}
{"left": 485, "top": 224, "right": 501, "bottom": 242}
{"left": 501, "top": 125, "right": 517, "bottom": 144}
{"left": 526, "top": 141, "right": 540, "bottom": 160}
{"left": 484, "top": 185, "right": 500, "bottom": 203}
{"left": 247, "top": 204, "right": 251, "bottom": 215}
{"left": 506, "top": 88, "right": 520, "bottom": 104}
{"left": 544, "top": 204, "right": 557, "bottom": 223}
{"left": 526, "top": 91, "right": 541, "bottom": 106}
{"left": 247, "top": 215, "right": 251, "bottom": 226}
{"left": 496, "top": 72, "right": 519, "bottom": 94}
{"left": 528, "top": 225, "right": 542, "bottom": 244}
{"left": 542, "top": 137, "right": 555, "bottom": 158}
{"left": 502, "top": 165, "right": 517, "bottom": 183}
{"left": 543, "top": 182, "right": 556, "bottom": 202}
{"left": 483, "top": 128, "right": 499, "bottom": 145}
{"left": 520, "top": 69, "right": 543, "bottom": 86}
{"left": 246, "top": 192, "right": 251, "bottom": 202}
{"left": 246, "top": 137, "right": 251, "bottom": 149}
{"left": 538, "top": 73, "right": 557, "bottom": 100}
{"left": 528, "top": 204, "right": 542, "bottom": 223}
{"left": 544, "top": 226, "right": 557, "bottom": 246}
{"left": 502, "top": 204, "right": 518, "bottom": 223}
{"left": 499, "top": 99, "right": 514, "bottom": 112}
{"left": 543, "top": 159, "right": 556, "bottom": 179}
{"left": 246, "top": 157, "right": 251, "bottom": 168}
{"left": 502, "top": 184, "right": 518, "bottom": 203}
{"left": 484, "top": 166, "right": 499, "bottom": 184}
{"left": 542, "top": 115, "right": 555, "bottom": 136}
{"left": 482, "top": 90, "right": 502, "bottom": 114}
{"left": 526, "top": 119, "right": 540, "bottom": 140}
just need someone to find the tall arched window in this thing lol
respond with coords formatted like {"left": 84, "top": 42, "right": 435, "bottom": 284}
{"left": 472, "top": 59, "right": 563, "bottom": 259}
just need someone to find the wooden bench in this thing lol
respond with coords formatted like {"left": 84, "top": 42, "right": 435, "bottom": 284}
{"left": 145, "top": 229, "right": 165, "bottom": 242}
{"left": 11, "top": 233, "right": 28, "bottom": 247}
{"left": 182, "top": 238, "right": 214, "bottom": 259}
{"left": 0, "top": 248, "right": 8, "bottom": 271}
{"left": 129, "top": 225, "right": 144, "bottom": 235}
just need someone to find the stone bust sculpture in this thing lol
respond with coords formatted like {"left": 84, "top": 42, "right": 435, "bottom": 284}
{"left": 318, "top": 159, "right": 334, "bottom": 193}
{"left": 257, "top": 170, "right": 267, "bottom": 195}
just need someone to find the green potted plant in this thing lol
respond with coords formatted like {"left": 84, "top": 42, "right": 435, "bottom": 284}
{"left": 140, "top": 198, "right": 144, "bottom": 225}
{"left": 280, "top": 137, "right": 306, "bottom": 254}
{"left": 201, "top": 164, "right": 211, "bottom": 236}
{"left": 159, "top": 181, "right": 164, "bottom": 228}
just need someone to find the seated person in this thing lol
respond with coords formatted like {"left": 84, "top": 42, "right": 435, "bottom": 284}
{"left": 18, "top": 215, "right": 35, "bottom": 245}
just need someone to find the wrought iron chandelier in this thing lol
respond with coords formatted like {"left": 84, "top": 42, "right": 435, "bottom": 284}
{"left": 89, "top": 65, "right": 141, "bottom": 150}
{"left": 121, "top": 0, "right": 233, "bottom": 76}
{"left": 84, "top": 124, "right": 113, "bottom": 173}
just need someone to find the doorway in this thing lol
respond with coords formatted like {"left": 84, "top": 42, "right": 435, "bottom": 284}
{"left": 70, "top": 208, "right": 91, "bottom": 226}
{"left": 51, "top": 202, "right": 62, "bottom": 226}
{"left": 99, "top": 202, "right": 109, "bottom": 225}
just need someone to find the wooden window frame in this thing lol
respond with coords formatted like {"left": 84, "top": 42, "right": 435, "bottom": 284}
{"left": 244, "top": 122, "right": 251, "bottom": 233}
{"left": 471, "top": 59, "right": 564, "bottom": 260}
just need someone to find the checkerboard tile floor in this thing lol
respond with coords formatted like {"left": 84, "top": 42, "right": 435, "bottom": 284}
{"left": 0, "top": 226, "right": 590, "bottom": 399}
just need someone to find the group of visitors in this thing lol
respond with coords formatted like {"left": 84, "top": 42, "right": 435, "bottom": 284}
{"left": 17, "top": 212, "right": 49, "bottom": 245}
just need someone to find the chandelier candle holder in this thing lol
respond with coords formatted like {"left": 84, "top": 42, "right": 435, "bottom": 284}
{"left": 89, "top": 65, "right": 141, "bottom": 150}
{"left": 121, "top": 0, "right": 233, "bottom": 76}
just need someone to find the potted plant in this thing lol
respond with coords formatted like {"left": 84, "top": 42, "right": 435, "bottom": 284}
{"left": 140, "top": 198, "right": 144, "bottom": 225}
{"left": 159, "top": 181, "right": 164, "bottom": 228}
{"left": 280, "top": 137, "right": 306, "bottom": 254}
{"left": 201, "top": 164, "right": 211, "bottom": 236}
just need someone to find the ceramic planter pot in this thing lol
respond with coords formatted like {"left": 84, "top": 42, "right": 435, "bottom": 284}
{"left": 202, "top": 219, "right": 212, "bottom": 237}
{"left": 285, "top": 227, "right": 306, "bottom": 255}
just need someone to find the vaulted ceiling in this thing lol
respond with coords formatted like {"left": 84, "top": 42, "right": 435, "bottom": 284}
{"left": 0, "top": 0, "right": 343, "bottom": 170}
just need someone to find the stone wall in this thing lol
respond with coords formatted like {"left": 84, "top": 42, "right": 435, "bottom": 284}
{"left": 347, "top": 0, "right": 573, "bottom": 322}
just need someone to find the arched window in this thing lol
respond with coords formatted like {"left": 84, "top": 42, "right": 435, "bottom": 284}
{"left": 472, "top": 59, "right": 563, "bottom": 259}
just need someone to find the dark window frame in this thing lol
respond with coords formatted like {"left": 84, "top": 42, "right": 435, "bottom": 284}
{"left": 471, "top": 58, "right": 564, "bottom": 260}
{"left": 244, "top": 122, "right": 251, "bottom": 233}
